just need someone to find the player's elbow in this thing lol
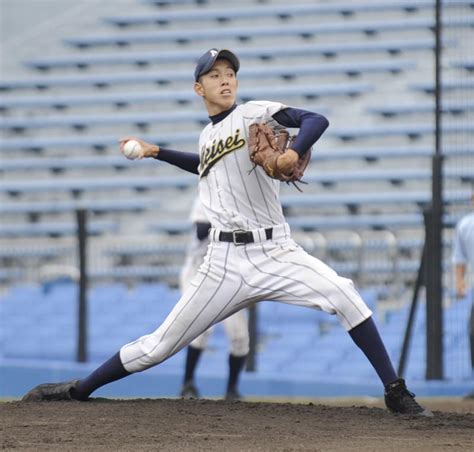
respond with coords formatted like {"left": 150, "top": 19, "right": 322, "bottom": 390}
{"left": 318, "top": 114, "right": 330, "bottom": 131}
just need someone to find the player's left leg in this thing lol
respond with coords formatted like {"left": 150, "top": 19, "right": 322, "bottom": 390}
{"left": 243, "top": 236, "right": 432, "bottom": 416}
{"left": 222, "top": 309, "right": 249, "bottom": 400}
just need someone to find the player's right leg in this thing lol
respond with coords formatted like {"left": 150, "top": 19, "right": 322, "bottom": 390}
{"left": 22, "top": 243, "right": 246, "bottom": 401}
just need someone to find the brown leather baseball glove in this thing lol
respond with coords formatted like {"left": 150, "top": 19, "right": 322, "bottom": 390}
{"left": 248, "top": 123, "right": 311, "bottom": 188}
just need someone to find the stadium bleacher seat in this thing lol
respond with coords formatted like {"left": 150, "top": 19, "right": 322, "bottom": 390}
{"left": 0, "top": 60, "right": 416, "bottom": 93}
{"left": 0, "top": 111, "right": 210, "bottom": 131}
{"left": 4, "top": 121, "right": 473, "bottom": 152}
{"left": 409, "top": 79, "right": 474, "bottom": 94}
{"left": 105, "top": 243, "right": 187, "bottom": 259}
{"left": 62, "top": 17, "right": 473, "bottom": 48}
{"left": 368, "top": 100, "right": 474, "bottom": 117}
{"left": 281, "top": 190, "right": 471, "bottom": 209}
{"left": 0, "top": 246, "right": 71, "bottom": 259}
{"left": 22, "top": 39, "right": 443, "bottom": 71}
{"left": 0, "top": 170, "right": 471, "bottom": 200}
{"left": 106, "top": 1, "right": 473, "bottom": 27}
{"left": 0, "top": 156, "right": 146, "bottom": 172}
{"left": 0, "top": 198, "right": 163, "bottom": 215}
{"left": 0, "top": 268, "right": 26, "bottom": 282}
{"left": 89, "top": 265, "right": 182, "bottom": 280}
{"left": 295, "top": 211, "right": 458, "bottom": 231}
{"left": 0, "top": 82, "right": 372, "bottom": 111}
{"left": 1, "top": 146, "right": 472, "bottom": 171}
{"left": 0, "top": 175, "right": 195, "bottom": 196}
{"left": 451, "top": 59, "right": 474, "bottom": 71}
{"left": 0, "top": 221, "right": 118, "bottom": 238}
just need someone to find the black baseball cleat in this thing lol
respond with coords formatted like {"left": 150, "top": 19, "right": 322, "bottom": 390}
{"left": 22, "top": 380, "right": 82, "bottom": 402}
{"left": 225, "top": 388, "right": 242, "bottom": 401}
{"left": 384, "top": 378, "right": 433, "bottom": 417}
{"left": 180, "top": 381, "right": 199, "bottom": 399}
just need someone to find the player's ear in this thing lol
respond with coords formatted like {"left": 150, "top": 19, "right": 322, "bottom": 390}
{"left": 194, "top": 81, "right": 204, "bottom": 97}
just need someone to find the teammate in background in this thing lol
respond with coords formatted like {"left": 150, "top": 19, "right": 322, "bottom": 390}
{"left": 452, "top": 195, "right": 474, "bottom": 398}
{"left": 23, "top": 48, "right": 432, "bottom": 416}
{"left": 180, "top": 197, "right": 248, "bottom": 401}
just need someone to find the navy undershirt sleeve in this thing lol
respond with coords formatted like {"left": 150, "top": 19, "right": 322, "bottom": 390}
{"left": 272, "top": 107, "right": 329, "bottom": 157}
{"left": 154, "top": 148, "right": 200, "bottom": 175}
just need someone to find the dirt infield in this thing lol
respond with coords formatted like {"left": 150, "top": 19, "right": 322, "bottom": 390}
{"left": 1, "top": 397, "right": 473, "bottom": 451}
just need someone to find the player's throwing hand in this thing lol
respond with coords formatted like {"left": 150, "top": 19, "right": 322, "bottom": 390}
{"left": 119, "top": 136, "right": 160, "bottom": 159}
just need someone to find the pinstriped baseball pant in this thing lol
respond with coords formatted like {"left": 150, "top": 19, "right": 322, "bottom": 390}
{"left": 120, "top": 223, "right": 372, "bottom": 373}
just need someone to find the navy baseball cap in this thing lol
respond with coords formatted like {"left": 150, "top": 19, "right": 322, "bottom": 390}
{"left": 194, "top": 48, "right": 240, "bottom": 81}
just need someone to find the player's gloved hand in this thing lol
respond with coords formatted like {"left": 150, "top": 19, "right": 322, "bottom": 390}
{"left": 248, "top": 123, "right": 311, "bottom": 189}
{"left": 276, "top": 148, "right": 299, "bottom": 178}
{"left": 118, "top": 136, "right": 160, "bottom": 159}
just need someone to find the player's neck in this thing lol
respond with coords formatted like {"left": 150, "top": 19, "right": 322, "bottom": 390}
{"left": 209, "top": 103, "right": 237, "bottom": 124}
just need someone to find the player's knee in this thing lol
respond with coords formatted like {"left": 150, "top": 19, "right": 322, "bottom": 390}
{"left": 230, "top": 335, "right": 250, "bottom": 356}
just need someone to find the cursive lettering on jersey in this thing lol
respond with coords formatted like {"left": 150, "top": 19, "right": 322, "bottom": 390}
{"left": 199, "top": 129, "right": 246, "bottom": 177}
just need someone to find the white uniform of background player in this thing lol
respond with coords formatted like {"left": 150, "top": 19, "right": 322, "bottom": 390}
{"left": 179, "top": 196, "right": 249, "bottom": 400}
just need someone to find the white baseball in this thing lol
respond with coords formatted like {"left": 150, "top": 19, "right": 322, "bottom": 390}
{"left": 123, "top": 140, "right": 143, "bottom": 160}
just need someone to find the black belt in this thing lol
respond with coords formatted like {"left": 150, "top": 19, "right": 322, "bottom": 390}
{"left": 218, "top": 227, "right": 273, "bottom": 245}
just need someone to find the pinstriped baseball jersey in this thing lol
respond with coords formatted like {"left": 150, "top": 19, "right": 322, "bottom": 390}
{"left": 198, "top": 101, "right": 288, "bottom": 231}
{"left": 119, "top": 100, "right": 373, "bottom": 374}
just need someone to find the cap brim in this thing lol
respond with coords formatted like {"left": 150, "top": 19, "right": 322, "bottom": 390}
{"left": 215, "top": 49, "right": 240, "bottom": 73}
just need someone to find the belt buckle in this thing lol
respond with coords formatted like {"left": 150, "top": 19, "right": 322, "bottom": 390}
{"left": 232, "top": 229, "right": 247, "bottom": 246}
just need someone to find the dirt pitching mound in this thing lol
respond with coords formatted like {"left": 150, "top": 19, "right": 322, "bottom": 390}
{"left": 1, "top": 397, "right": 473, "bottom": 451}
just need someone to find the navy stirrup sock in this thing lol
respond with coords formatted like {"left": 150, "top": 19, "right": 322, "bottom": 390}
{"left": 227, "top": 354, "right": 246, "bottom": 392}
{"left": 183, "top": 346, "right": 203, "bottom": 384}
{"left": 72, "top": 352, "right": 130, "bottom": 400}
{"left": 349, "top": 317, "right": 398, "bottom": 386}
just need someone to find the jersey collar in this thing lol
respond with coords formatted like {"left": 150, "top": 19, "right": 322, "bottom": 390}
{"left": 209, "top": 103, "right": 237, "bottom": 125}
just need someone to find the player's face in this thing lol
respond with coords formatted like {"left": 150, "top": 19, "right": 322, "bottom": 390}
{"left": 194, "top": 59, "right": 238, "bottom": 115}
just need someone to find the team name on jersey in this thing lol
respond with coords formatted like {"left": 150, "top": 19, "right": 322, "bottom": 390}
{"left": 199, "top": 129, "right": 246, "bottom": 177}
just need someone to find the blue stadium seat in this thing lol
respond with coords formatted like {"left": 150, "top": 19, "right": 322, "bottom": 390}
{"left": 0, "top": 268, "right": 26, "bottom": 282}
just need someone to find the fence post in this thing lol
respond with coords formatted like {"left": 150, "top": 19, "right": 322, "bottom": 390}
{"left": 76, "top": 209, "right": 88, "bottom": 363}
